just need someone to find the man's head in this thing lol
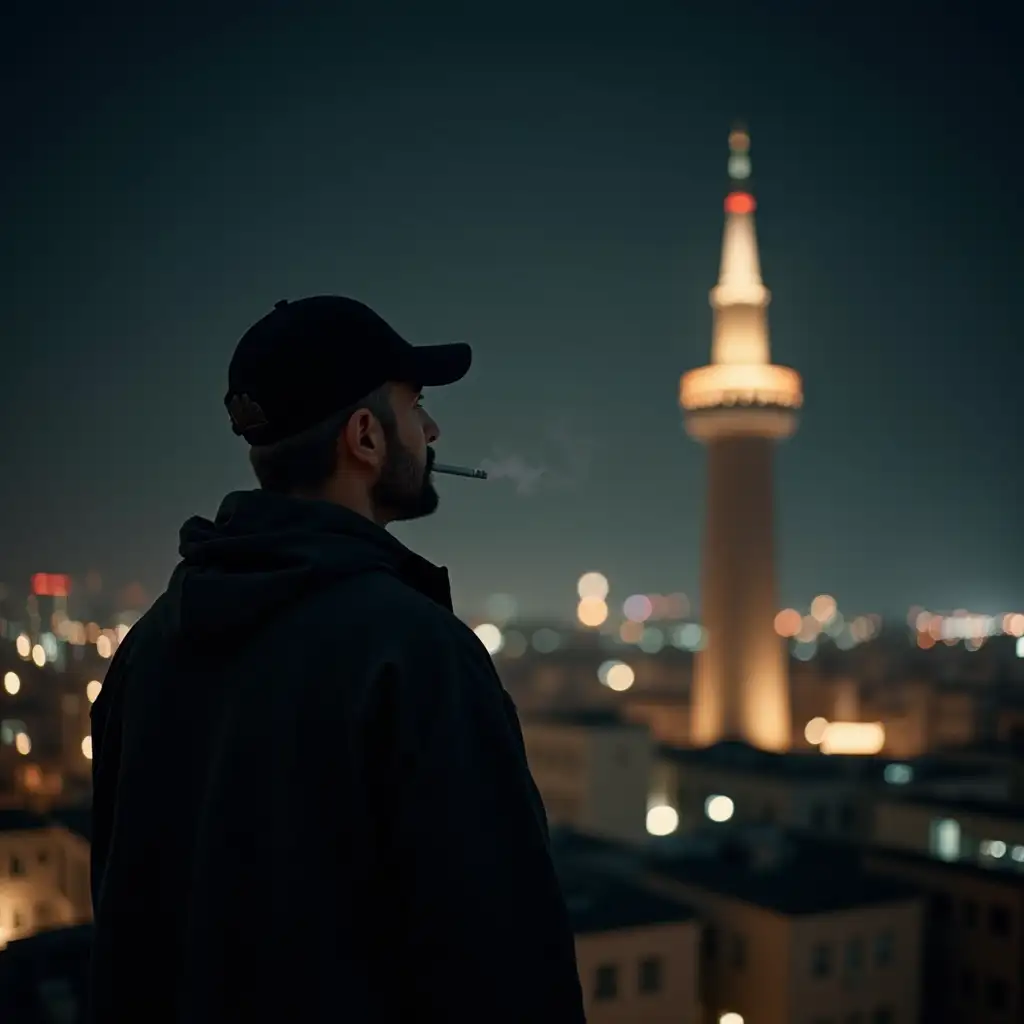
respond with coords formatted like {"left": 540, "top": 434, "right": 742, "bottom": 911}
{"left": 226, "top": 297, "right": 472, "bottom": 525}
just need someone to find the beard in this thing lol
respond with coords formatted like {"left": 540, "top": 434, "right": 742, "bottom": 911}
{"left": 370, "top": 428, "right": 439, "bottom": 522}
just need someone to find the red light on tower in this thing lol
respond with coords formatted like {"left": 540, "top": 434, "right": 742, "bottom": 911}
{"left": 725, "top": 191, "right": 756, "bottom": 215}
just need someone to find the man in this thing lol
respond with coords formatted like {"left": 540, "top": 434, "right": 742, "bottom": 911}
{"left": 89, "top": 297, "right": 586, "bottom": 1023}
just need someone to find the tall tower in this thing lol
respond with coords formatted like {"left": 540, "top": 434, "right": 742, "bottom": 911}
{"left": 680, "top": 126, "right": 803, "bottom": 752}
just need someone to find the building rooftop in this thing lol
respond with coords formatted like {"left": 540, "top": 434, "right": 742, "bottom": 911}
{"left": 50, "top": 806, "right": 92, "bottom": 843}
{"left": 659, "top": 740, "right": 1003, "bottom": 786}
{"left": 522, "top": 707, "right": 647, "bottom": 731}
{"left": 0, "top": 806, "right": 92, "bottom": 840}
{"left": 659, "top": 740, "right": 860, "bottom": 781}
{"left": 866, "top": 843, "right": 1024, "bottom": 888}
{"left": 648, "top": 832, "right": 919, "bottom": 916}
{"left": 0, "top": 808, "right": 49, "bottom": 834}
{"left": 549, "top": 827, "right": 695, "bottom": 933}
{"left": 561, "top": 860, "right": 696, "bottom": 933}
{"left": 877, "top": 793, "right": 1024, "bottom": 822}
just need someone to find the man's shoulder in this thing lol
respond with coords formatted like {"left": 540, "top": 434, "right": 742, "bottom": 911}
{"left": 302, "top": 571, "right": 496, "bottom": 694}
{"left": 309, "top": 569, "right": 465, "bottom": 644}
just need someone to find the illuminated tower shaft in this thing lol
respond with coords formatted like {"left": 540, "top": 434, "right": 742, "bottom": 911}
{"left": 680, "top": 127, "right": 803, "bottom": 752}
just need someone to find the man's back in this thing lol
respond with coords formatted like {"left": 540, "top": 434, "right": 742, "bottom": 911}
{"left": 89, "top": 491, "right": 585, "bottom": 1023}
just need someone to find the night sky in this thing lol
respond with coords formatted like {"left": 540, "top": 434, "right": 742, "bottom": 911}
{"left": 3, "top": 2, "right": 1021, "bottom": 620}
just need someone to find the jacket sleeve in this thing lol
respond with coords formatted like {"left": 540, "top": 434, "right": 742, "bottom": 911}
{"left": 363, "top": 625, "right": 587, "bottom": 1023}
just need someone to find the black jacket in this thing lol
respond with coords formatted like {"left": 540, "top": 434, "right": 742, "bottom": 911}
{"left": 89, "top": 491, "right": 585, "bottom": 1023}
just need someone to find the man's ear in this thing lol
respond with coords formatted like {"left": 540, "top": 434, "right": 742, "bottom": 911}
{"left": 341, "top": 409, "right": 385, "bottom": 469}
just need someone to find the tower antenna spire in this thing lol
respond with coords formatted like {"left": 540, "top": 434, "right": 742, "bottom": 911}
{"left": 727, "top": 123, "right": 752, "bottom": 187}
{"left": 678, "top": 125, "right": 804, "bottom": 753}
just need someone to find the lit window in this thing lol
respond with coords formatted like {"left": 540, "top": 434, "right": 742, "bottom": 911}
{"left": 980, "top": 839, "right": 1007, "bottom": 859}
{"left": 883, "top": 763, "right": 913, "bottom": 785}
{"left": 930, "top": 818, "right": 961, "bottom": 861}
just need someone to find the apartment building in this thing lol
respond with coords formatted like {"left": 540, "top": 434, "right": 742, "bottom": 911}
{"left": 866, "top": 844, "right": 1023, "bottom": 1023}
{"left": 0, "top": 809, "right": 92, "bottom": 948}
{"left": 522, "top": 709, "right": 653, "bottom": 844}
{"left": 643, "top": 831, "right": 923, "bottom": 1024}
{"left": 560, "top": 857, "right": 700, "bottom": 1023}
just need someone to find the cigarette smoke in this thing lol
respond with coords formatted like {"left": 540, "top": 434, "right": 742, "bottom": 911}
{"left": 479, "top": 422, "right": 594, "bottom": 496}
{"left": 477, "top": 454, "right": 547, "bottom": 495}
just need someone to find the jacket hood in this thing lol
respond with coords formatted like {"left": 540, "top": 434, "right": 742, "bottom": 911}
{"left": 163, "top": 490, "right": 434, "bottom": 638}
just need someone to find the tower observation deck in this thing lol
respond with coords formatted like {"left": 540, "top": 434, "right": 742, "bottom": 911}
{"left": 680, "top": 126, "right": 802, "bottom": 752}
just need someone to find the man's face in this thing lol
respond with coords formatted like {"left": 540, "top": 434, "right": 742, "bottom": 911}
{"left": 371, "top": 382, "right": 441, "bottom": 522}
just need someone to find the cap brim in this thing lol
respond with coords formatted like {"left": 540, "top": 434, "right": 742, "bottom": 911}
{"left": 405, "top": 342, "right": 473, "bottom": 387}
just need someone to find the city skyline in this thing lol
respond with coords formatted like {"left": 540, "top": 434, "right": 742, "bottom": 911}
{"left": 2, "top": 4, "right": 1021, "bottom": 620}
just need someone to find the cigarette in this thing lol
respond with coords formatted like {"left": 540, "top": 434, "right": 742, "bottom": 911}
{"left": 432, "top": 462, "right": 488, "bottom": 480}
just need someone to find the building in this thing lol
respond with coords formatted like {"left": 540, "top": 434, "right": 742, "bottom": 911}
{"left": 555, "top": 843, "right": 700, "bottom": 1023}
{"left": 871, "top": 793, "right": 1024, "bottom": 871}
{"left": 643, "top": 831, "right": 923, "bottom": 1024}
{"left": 522, "top": 709, "right": 653, "bottom": 844}
{"left": 0, "top": 809, "right": 92, "bottom": 949}
{"left": 680, "top": 126, "right": 802, "bottom": 752}
{"left": 622, "top": 692, "right": 692, "bottom": 748}
{"left": 654, "top": 741, "right": 863, "bottom": 838}
{"left": 865, "top": 844, "right": 1024, "bottom": 1024}
{"left": 653, "top": 739, "right": 1012, "bottom": 844}
{"left": 861, "top": 679, "right": 984, "bottom": 759}
{"left": 1, "top": 632, "right": 104, "bottom": 809}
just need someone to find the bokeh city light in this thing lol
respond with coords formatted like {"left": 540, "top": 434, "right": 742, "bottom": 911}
{"left": 622, "top": 594, "right": 653, "bottom": 623}
{"left": 577, "top": 597, "right": 609, "bottom": 628}
{"left": 472, "top": 623, "right": 504, "bottom": 655}
{"left": 705, "top": 795, "right": 735, "bottom": 823}
{"left": 576, "top": 572, "right": 609, "bottom": 601}
{"left": 804, "top": 717, "right": 829, "bottom": 745}
{"left": 646, "top": 804, "right": 679, "bottom": 836}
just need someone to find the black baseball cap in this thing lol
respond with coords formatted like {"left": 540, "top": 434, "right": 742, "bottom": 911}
{"left": 225, "top": 296, "right": 472, "bottom": 445}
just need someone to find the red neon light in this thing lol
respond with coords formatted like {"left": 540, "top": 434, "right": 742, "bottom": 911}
{"left": 31, "top": 573, "right": 71, "bottom": 598}
{"left": 725, "top": 191, "right": 756, "bottom": 215}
